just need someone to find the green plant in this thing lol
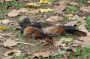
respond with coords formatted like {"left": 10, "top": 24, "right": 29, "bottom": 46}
{"left": 0, "top": 9, "right": 8, "bottom": 19}
{"left": 86, "top": 16, "right": 90, "bottom": 32}
{"left": 76, "top": 45, "right": 90, "bottom": 59}
{"left": 79, "top": 0, "right": 88, "bottom": 4}
{"left": 0, "top": 0, "right": 24, "bottom": 9}
{"left": 66, "top": 5, "right": 78, "bottom": 14}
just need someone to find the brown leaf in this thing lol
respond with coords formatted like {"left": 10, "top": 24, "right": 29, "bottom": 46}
{"left": 3, "top": 39, "right": 18, "bottom": 48}
{"left": 0, "top": 0, "right": 4, "bottom": 2}
{"left": 87, "top": 1, "right": 90, "bottom": 3}
{"left": 46, "top": 16, "right": 63, "bottom": 23}
{"left": 1, "top": 19, "right": 11, "bottom": 25}
{"left": 78, "top": 23, "right": 90, "bottom": 35}
{"left": 80, "top": 6, "right": 90, "bottom": 13}
{"left": 25, "top": 3, "right": 40, "bottom": 8}
{"left": 4, "top": 49, "right": 22, "bottom": 57}
{"left": 32, "top": 50, "right": 52, "bottom": 57}
{"left": 7, "top": 10, "right": 20, "bottom": 17}
{"left": 54, "top": 1, "right": 68, "bottom": 13}
{"left": 29, "top": 9, "right": 39, "bottom": 14}
{"left": 2, "top": 56, "right": 13, "bottom": 59}
{"left": 18, "top": 8, "right": 29, "bottom": 13}
{"left": 68, "top": 2, "right": 79, "bottom": 6}
{"left": 79, "top": 36, "right": 90, "bottom": 47}
{"left": 64, "top": 21, "right": 78, "bottom": 26}
{"left": 54, "top": 40, "right": 62, "bottom": 47}
{"left": 5, "top": 0, "right": 12, "bottom": 2}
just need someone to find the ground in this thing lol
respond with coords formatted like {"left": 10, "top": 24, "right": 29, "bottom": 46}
{"left": 0, "top": 0, "right": 90, "bottom": 59}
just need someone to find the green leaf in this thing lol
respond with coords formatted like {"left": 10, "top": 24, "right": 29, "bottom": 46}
{"left": 60, "top": 38, "right": 74, "bottom": 43}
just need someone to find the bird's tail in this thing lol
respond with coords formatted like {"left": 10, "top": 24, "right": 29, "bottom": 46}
{"left": 63, "top": 26, "right": 87, "bottom": 36}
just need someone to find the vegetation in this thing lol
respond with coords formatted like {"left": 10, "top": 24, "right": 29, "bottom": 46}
{"left": 66, "top": 5, "right": 78, "bottom": 14}
{"left": 79, "top": 0, "right": 88, "bottom": 3}
{"left": 86, "top": 16, "right": 90, "bottom": 32}
{"left": 0, "top": 0, "right": 24, "bottom": 19}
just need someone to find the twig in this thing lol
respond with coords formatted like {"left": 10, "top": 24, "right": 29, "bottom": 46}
{"left": 17, "top": 42, "right": 36, "bottom": 46}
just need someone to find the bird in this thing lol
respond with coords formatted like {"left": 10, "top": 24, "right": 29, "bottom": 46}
{"left": 19, "top": 17, "right": 54, "bottom": 44}
{"left": 23, "top": 26, "right": 53, "bottom": 44}
{"left": 18, "top": 17, "right": 87, "bottom": 44}
{"left": 18, "top": 17, "right": 44, "bottom": 33}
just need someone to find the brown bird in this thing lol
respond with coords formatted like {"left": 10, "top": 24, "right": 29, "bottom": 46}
{"left": 19, "top": 17, "right": 87, "bottom": 44}
{"left": 23, "top": 26, "right": 53, "bottom": 44}
{"left": 19, "top": 17, "right": 53, "bottom": 44}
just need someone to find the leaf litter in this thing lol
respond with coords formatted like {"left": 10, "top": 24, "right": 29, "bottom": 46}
{"left": 0, "top": 0, "right": 90, "bottom": 59}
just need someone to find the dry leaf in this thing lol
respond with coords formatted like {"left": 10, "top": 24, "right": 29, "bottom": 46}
{"left": 46, "top": 16, "right": 63, "bottom": 23}
{"left": 7, "top": 10, "right": 20, "bottom": 17}
{"left": 87, "top": 1, "right": 90, "bottom": 3}
{"left": 4, "top": 49, "right": 22, "bottom": 57}
{"left": 39, "top": 8, "right": 53, "bottom": 13}
{"left": 40, "top": 0, "right": 49, "bottom": 4}
{"left": 3, "top": 56, "right": 13, "bottom": 59}
{"left": 32, "top": 50, "right": 51, "bottom": 57}
{"left": 26, "top": 3, "right": 40, "bottom": 7}
{"left": 64, "top": 21, "right": 78, "bottom": 26}
{"left": 78, "top": 23, "right": 90, "bottom": 35}
{"left": 65, "top": 46, "right": 76, "bottom": 52}
{"left": 18, "top": 8, "right": 29, "bottom": 13}
{"left": 80, "top": 6, "right": 90, "bottom": 13}
{"left": 68, "top": 2, "right": 78, "bottom": 6}
{"left": 54, "top": 1, "right": 68, "bottom": 13}
{"left": 65, "top": 14, "right": 73, "bottom": 18}
{"left": 79, "top": 36, "right": 90, "bottom": 47}
{"left": 54, "top": 40, "right": 62, "bottom": 47}
{"left": 0, "top": 26, "right": 9, "bottom": 30}
{"left": 1, "top": 19, "right": 11, "bottom": 25}
{"left": 5, "top": 0, "right": 12, "bottom": 2}
{"left": 3, "top": 39, "right": 18, "bottom": 48}
{"left": 29, "top": 9, "right": 39, "bottom": 14}
{"left": 0, "top": 0, "right": 4, "bottom": 2}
